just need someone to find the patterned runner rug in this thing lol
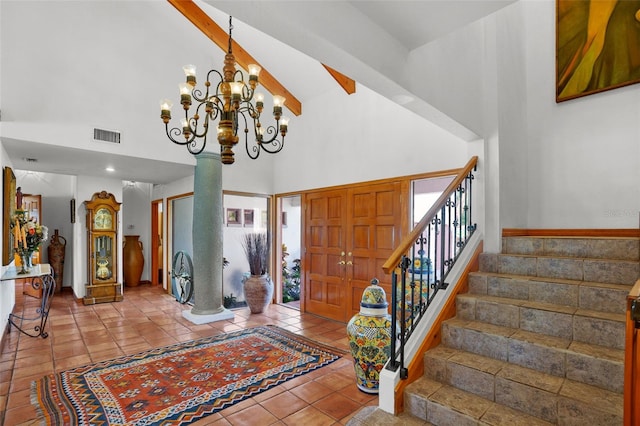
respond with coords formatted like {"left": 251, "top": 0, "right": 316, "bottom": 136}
{"left": 32, "top": 325, "right": 345, "bottom": 425}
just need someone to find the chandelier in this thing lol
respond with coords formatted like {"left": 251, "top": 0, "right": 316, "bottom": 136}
{"left": 160, "top": 16, "right": 289, "bottom": 164}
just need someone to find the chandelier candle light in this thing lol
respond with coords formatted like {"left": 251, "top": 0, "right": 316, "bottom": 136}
{"left": 160, "top": 16, "right": 289, "bottom": 164}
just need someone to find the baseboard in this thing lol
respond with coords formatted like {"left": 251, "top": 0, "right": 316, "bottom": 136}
{"left": 502, "top": 228, "right": 640, "bottom": 238}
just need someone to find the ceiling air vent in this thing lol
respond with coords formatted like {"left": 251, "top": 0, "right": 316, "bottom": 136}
{"left": 93, "top": 128, "right": 121, "bottom": 144}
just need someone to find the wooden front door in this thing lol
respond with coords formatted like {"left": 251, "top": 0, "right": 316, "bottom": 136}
{"left": 303, "top": 182, "right": 404, "bottom": 322}
{"left": 305, "top": 189, "right": 348, "bottom": 321}
{"left": 346, "top": 182, "right": 402, "bottom": 319}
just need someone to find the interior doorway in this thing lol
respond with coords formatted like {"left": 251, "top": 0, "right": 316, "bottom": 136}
{"left": 151, "top": 199, "right": 163, "bottom": 287}
{"left": 279, "top": 195, "right": 302, "bottom": 309}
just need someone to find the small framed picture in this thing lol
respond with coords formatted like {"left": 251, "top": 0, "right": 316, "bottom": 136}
{"left": 261, "top": 210, "right": 267, "bottom": 228}
{"left": 243, "top": 209, "right": 254, "bottom": 227}
{"left": 226, "top": 208, "right": 241, "bottom": 226}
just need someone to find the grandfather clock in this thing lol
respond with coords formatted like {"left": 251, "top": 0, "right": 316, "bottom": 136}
{"left": 83, "top": 191, "right": 123, "bottom": 305}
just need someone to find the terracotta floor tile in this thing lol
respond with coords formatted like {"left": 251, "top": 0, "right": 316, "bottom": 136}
{"left": 224, "top": 403, "right": 278, "bottom": 425}
{"left": 289, "top": 381, "right": 334, "bottom": 404}
{"left": 260, "top": 390, "right": 309, "bottom": 419}
{"left": 0, "top": 285, "right": 377, "bottom": 425}
{"left": 313, "top": 393, "right": 363, "bottom": 420}
{"left": 282, "top": 405, "right": 336, "bottom": 426}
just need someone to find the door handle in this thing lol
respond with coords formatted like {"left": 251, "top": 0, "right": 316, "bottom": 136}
{"left": 337, "top": 260, "right": 346, "bottom": 265}
{"left": 346, "top": 261, "right": 353, "bottom": 265}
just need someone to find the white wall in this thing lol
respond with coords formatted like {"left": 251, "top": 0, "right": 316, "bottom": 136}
{"left": 522, "top": 0, "right": 640, "bottom": 229}
{"left": 404, "top": 0, "right": 640, "bottom": 241}
{"left": 13, "top": 171, "right": 75, "bottom": 288}
{"left": 122, "top": 182, "right": 153, "bottom": 283}
{"left": 272, "top": 84, "right": 471, "bottom": 194}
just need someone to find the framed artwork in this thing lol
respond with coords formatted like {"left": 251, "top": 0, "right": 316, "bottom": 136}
{"left": 243, "top": 209, "right": 254, "bottom": 227}
{"left": 3, "top": 167, "right": 16, "bottom": 265}
{"left": 261, "top": 210, "right": 268, "bottom": 228}
{"left": 226, "top": 208, "right": 241, "bottom": 226}
{"left": 70, "top": 198, "right": 76, "bottom": 223}
{"left": 556, "top": 0, "right": 640, "bottom": 102}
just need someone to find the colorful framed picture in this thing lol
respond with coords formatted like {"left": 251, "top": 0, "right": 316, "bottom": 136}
{"left": 243, "top": 209, "right": 254, "bottom": 227}
{"left": 556, "top": 0, "right": 640, "bottom": 102}
{"left": 226, "top": 208, "right": 241, "bottom": 226}
{"left": 2, "top": 167, "right": 16, "bottom": 265}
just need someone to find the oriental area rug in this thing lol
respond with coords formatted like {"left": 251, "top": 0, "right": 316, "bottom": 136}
{"left": 32, "top": 325, "right": 345, "bottom": 425}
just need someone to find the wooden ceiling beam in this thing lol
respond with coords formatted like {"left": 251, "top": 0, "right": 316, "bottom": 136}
{"left": 322, "top": 64, "right": 356, "bottom": 95}
{"left": 167, "top": 0, "right": 302, "bottom": 116}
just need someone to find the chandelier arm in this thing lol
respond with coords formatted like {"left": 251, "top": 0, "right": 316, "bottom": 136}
{"left": 206, "top": 69, "right": 224, "bottom": 85}
{"left": 257, "top": 125, "right": 285, "bottom": 154}
{"left": 236, "top": 110, "right": 260, "bottom": 160}
{"left": 186, "top": 134, "right": 206, "bottom": 155}
{"left": 166, "top": 125, "right": 195, "bottom": 146}
{"left": 191, "top": 87, "right": 209, "bottom": 103}
{"left": 165, "top": 124, "right": 205, "bottom": 155}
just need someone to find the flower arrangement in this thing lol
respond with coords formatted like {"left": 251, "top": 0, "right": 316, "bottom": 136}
{"left": 11, "top": 210, "right": 48, "bottom": 271}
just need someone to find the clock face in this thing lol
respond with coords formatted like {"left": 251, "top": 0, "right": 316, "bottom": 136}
{"left": 94, "top": 208, "right": 113, "bottom": 230}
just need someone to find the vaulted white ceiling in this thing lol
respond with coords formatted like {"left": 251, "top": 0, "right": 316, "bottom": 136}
{"left": 1, "top": 0, "right": 516, "bottom": 184}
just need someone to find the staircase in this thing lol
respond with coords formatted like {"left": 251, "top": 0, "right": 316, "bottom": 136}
{"left": 350, "top": 235, "right": 640, "bottom": 425}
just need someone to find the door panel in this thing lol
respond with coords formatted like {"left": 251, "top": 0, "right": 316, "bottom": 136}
{"left": 346, "top": 182, "right": 402, "bottom": 319}
{"left": 304, "top": 190, "right": 348, "bottom": 321}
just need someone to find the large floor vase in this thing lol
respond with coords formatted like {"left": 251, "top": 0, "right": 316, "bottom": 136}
{"left": 347, "top": 279, "right": 391, "bottom": 394}
{"left": 123, "top": 235, "right": 144, "bottom": 287}
{"left": 47, "top": 229, "right": 66, "bottom": 293}
{"left": 243, "top": 274, "right": 273, "bottom": 313}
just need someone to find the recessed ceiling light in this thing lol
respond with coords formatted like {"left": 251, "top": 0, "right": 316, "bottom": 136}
{"left": 106, "top": 167, "right": 115, "bottom": 172}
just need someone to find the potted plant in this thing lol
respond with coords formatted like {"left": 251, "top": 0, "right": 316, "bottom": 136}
{"left": 241, "top": 232, "right": 273, "bottom": 313}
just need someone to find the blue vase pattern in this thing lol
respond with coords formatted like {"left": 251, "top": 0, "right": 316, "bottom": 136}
{"left": 346, "top": 278, "right": 391, "bottom": 394}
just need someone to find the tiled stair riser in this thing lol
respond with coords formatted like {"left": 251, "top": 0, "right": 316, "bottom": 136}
{"left": 565, "top": 352, "right": 624, "bottom": 393}
{"left": 455, "top": 294, "right": 625, "bottom": 348}
{"left": 441, "top": 319, "right": 624, "bottom": 393}
{"left": 469, "top": 273, "right": 629, "bottom": 315}
{"left": 502, "top": 237, "right": 640, "bottom": 261}
{"left": 495, "top": 254, "right": 639, "bottom": 285}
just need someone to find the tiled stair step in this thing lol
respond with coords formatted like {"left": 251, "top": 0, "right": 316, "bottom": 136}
{"left": 479, "top": 252, "right": 639, "bottom": 285}
{"left": 502, "top": 237, "right": 640, "bottom": 261}
{"left": 468, "top": 272, "right": 630, "bottom": 315}
{"left": 455, "top": 293, "right": 626, "bottom": 349}
{"left": 404, "top": 376, "right": 554, "bottom": 426}
{"left": 441, "top": 317, "right": 624, "bottom": 393}
{"left": 422, "top": 346, "right": 623, "bottom": 424}
{"left": 405, "top": 375, "right": 622, "bottom": 425}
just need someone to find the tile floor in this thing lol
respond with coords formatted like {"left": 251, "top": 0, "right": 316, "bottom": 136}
{"left": 0, "top": 283, "right": 377, "bottom": 425}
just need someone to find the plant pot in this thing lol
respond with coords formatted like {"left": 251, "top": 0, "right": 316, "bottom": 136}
{"left": 123, "top": 235, "right": 144, "bottom": 287}
{"left": 243, "top": 274, "right": 273, "bottom": 314}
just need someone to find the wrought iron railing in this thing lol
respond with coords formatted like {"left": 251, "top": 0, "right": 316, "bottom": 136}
{"left": 383, "top": 157, "right": 478, "bottom": 378}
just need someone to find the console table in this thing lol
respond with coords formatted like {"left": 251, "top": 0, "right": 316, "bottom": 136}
{"left": 1, "top": 264, "right": 55, "bottom": 338}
